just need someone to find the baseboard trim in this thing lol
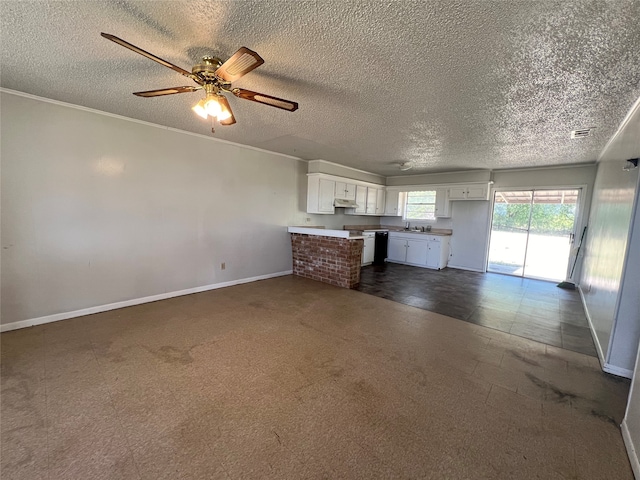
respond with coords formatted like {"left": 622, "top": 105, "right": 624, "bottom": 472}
{"left": 580, "top": 286, "right": 634, "bottom": 379}
{"left": 603, "top": 363, "right": 634, "bottom": 379}
{"left": 0, "top": 270, "right": 293, "bottom": 332}
{"left": 622, "top": 419, "right": 640, "bottom": 478}
{"left": 447, "top": 264, "right": 485, "bottom": 273}
{"left": 578, "top": 285, "right": 608, "bottom": 366}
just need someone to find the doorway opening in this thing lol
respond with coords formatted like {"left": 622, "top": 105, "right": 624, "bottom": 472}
{"left": 487, "top": 189, "right": 580, "bottom": 282}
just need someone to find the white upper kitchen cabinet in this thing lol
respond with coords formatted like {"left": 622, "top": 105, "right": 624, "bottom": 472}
{"left": 384, "top": 190, "right": 400, "bottom": 216}
{"left": 307, "top": 175, "right": 336, "bottom": 214}
{"left": 335, "top": 181, "right": 356, "bottom": 200}
{"left": 384, "top": 190, "right": 407, "bottom": 216}
{"left": 435, "top": 188, "right": 451, "bottom": 217}
{"left": 375, "top": 188, "right": 386, "bottom": 215}
{"left": 447, "top": 183, "right": 490, "bottom": 201}
{"left": 354, "top": 185, "right": 367, "bottom": 214}
{"left": 448, "top": 186, "right": 468, "bottom": 200}
{"left": 308, "top": 172, "right": 389, "bottom": 217}
{"left": 466, "top": 184, "right": 489, "bottom": 200}
{"left": 366, "top": 187, "right": 378, "bottom": 214}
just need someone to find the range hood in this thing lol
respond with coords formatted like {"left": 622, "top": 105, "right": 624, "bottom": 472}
{"left": 334, "top": 199, "right": 359, "bottom": 208}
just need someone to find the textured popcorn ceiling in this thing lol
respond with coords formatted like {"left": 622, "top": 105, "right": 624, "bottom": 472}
{"left": 1, "top": 1, "right": 639, "bottom": 175}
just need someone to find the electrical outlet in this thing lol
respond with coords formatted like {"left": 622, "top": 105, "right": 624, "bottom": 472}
{"left": 221, "top": 262, "right": 226, "bottom": 270}
{"left": 305, "top": 217, "right": 311, "bottom": 224}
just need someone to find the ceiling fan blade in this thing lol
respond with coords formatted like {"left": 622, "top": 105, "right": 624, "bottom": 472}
{"left": 133, "top": 86, "right": 202, "bottom": 97}
{"left": 218, "top": 96, "right": 237, "bottom": 125}
{"left": 101, "top": 33, "right": 200, "bottom": 82}
{"left": 232, "top": 88, "right": 298, "bottom": 112}
{"left": 214, "top": 47, "right": 264, "bottom": 82}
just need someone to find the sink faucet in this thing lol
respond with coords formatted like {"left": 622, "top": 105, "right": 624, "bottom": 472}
{"left": 405, "top": 222, "right": 410, "bottom": 230}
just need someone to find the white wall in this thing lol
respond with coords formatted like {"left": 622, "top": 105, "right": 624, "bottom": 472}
{"left": 307, "top": 159, "right": 385, "bottom": 185}
{"left": 0, "top": 92, "right": 320, "bottom": 328}
{"left": 579, "top": 163, "right": 639, "bottom": 375}
{"left": 594, "top": 94, "right": 640, "bottom": 475}
{"left": 610, "top": 183, "right": 640, "bottom": 370}
{"left": 491, "top": 164, "right": 597, "bottom": 190}
{"left": 449, "top": 201, "right": 492, "bottom": 271}
{"left": 386, "top": 170, "right": 491, "bottom": 186}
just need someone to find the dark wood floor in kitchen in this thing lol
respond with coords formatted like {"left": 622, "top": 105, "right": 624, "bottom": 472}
{"left": 356, "top": 263, "right": 597, "bottom": 356}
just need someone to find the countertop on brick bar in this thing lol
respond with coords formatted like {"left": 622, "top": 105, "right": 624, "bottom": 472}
{"left": 287, "top": 226, "right": 365, "bottom": 239}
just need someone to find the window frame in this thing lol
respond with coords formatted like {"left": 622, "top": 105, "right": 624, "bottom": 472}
{"left": 403, "top": 190, "right": 437, "bottom": 221}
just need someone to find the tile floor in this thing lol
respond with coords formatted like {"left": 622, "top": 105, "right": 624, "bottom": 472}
{"left": 357, "top": 263, "right": 597, "bottom": 356}
{"left": 1, "top": 275, "right": 632, "bottom": 479}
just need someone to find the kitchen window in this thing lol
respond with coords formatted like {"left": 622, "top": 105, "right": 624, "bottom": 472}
{"left": 404, "top": 190, "right": 436, "bottom": 220}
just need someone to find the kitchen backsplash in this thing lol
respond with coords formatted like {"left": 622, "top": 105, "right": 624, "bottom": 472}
{"left": 302, "top": 212, "right": 380, "bottom": 230}
{"left": 380, "top": 216, "right": 453, "bottom": 229}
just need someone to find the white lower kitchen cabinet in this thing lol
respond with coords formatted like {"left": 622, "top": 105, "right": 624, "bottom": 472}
{"left": 425, "top": 237, "right": 449, "bottom": 269}
{"left": 387, "top": 236, "right": 428, "bottom": 266}
{"left": 387, "top": 237, "right": 408, "bottom": 263}
{"left": 405, "top": 239, "right": 429, "bottom": 265}
{"left": 386, "top": 232, "right": 450, "bottom": 269}
{"left": 361, "top": 234, "right": 375, "bottom": 265}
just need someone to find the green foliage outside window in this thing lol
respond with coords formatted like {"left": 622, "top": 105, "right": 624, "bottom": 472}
{"left": 492, "top": 203, "right": 576, "bottom": 234}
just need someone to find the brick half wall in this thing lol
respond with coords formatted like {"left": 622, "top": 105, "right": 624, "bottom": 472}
{"left": 290, "top": 234, "right": 363, "bottom": 288}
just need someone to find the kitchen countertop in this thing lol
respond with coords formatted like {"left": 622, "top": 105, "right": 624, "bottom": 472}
{"left": 288, "top": 226, "right": 365, "bottom": 239}
{"left": 385, "top": 229, "right": 452, "bottom": 237}
{"left": 345, "top": 224, "right": 452, "bottom": 236}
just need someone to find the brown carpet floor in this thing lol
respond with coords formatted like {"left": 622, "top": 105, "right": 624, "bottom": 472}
{"left": 1, "top": 275, "right": 632, "bottom": 479}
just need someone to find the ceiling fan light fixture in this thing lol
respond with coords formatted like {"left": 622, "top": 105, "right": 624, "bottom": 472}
{"left": 217, "top": 102, "right": 232, "bottom": 122}
{"left": 398, "top": 162, "right": 413, "bottom": 171}
{"left": 203, "top": 95, "right": 223, "bottom": 118}
{"left": 101, "top": 33, "right": 297, "bottom": 132}
{"left": 193, "top": 93, "right": 231, "bottom": 121}
{"left": 192, "top": 99, "right": 208, "bottom": 119}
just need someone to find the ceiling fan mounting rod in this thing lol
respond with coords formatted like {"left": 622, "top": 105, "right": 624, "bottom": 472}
{"left": 203, "top": 83, "right": 220, "bottom": 96}
{"left": 192, "top": 55, "right": 224, "bottom": 84}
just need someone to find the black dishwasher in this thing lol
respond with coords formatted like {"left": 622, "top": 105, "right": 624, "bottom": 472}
{"left": 373, "top": 231, "right": 388, "bottom": 265}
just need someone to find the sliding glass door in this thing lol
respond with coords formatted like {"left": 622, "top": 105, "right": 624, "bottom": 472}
{"left": 487, "top": 189, "right": 580, "bottom": 281}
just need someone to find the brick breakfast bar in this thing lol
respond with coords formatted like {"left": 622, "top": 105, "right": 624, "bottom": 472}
{"left": 288, "top": 227, "right": 364, "bottom": 288}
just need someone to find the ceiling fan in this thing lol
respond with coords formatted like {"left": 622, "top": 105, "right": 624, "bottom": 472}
{"left": 101, "top": 33, "right": 298, "bottom": 133}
